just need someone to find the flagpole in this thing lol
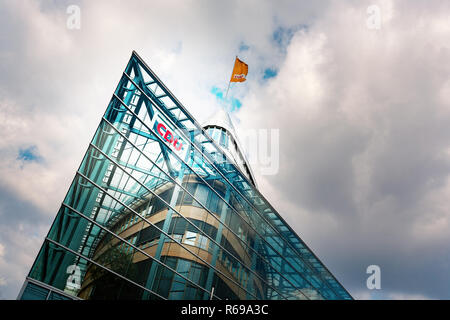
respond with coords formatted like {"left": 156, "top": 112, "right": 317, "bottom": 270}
{"left": 225, "top": 55, "right": 237, "bottom": 100}
{"left": 225, "top": 82, "right": 231, "bottom": 100}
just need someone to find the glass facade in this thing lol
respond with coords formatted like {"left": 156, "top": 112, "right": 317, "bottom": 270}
{"left": 18, "top": 51, "right": 352, "bottom": 300}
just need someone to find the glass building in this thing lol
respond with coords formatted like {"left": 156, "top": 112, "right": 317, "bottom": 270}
{"left": 18, "top": 51, "right": 352, "bottom": 300}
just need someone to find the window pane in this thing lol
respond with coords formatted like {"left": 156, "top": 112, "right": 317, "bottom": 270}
{"left": 183, "top": 231, "right": 197, "bottom": 246}
{"left": 20, "top": 283, "right": 49, "bottom": 300}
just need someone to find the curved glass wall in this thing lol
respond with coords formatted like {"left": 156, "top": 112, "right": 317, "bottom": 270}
{"left": 204, "top": 126, "right": 256, "bottom": 187}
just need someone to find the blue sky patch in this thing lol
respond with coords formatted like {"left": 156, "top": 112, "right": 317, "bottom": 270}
{"left": 17, "top": 145, "right": 43, "bottom": 164}
{"left": 272, "top": 24, "right": 308, "bottom": 51}
{"left": 230, "top": 98, "right": 242, "bottom": 112}
{"left": 211, "top": 86, "right": 224, "bottom": 100}
{"left": 263, "top": 68, "right": 278, "bottom": 80}
{"left": 211, "top": 86, "right": 242, "bottom": 112}
{"left": 239, "top": 42, "right": 250, "bottom": 52}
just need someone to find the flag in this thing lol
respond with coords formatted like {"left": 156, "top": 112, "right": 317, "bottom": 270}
{"left": 230, "top": 57, "right": 248, "bottom": 82}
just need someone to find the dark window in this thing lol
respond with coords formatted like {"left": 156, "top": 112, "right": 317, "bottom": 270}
{"left": 168, "top": 218, "right": 187, "bottom": 235}
{"left": 136, "top": 220, "right": 164, "bottom": 245}
{"left": 134, "top": 258, "right": 153, "bottom": 287}
{"left": 168, "top": 217, "right": 217, "bottom": 239}
{"left": 20, "top": 282, "right": 49, "bottom": 300}
{"left": 153, "top": 256, "right": 209, "bottom": 299}
{"left": 177, "top": 183, "right": 197, "bottom": 206}
{"left": 212, "top": 274, "right": 240, "bottom": 300}
{"left": 48, "top": 292, "right": 71, "bottom": 300}
{"left": 149, "top": 187, "right": 174, "bottom": 215}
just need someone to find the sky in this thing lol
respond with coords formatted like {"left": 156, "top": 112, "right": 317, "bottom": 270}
{"left": 0, "top": 0, "right": 450, "bottom": 300}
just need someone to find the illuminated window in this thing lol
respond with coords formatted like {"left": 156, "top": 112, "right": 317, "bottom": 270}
{"left": 183, "top": 231, "right": 197, "bottom": 246}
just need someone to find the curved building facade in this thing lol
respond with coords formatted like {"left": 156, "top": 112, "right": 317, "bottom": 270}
{"left": 18, "top": 52, "right": 352, "bottom": 300}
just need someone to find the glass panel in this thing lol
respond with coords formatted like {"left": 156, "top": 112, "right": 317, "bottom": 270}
{"left": 20, "top": 282, "right": 49, "bottom": 300}
{"left": 183, "top": 231, "right": 197, "bottom": 246}
{"left": 48, "top": 291, "right": 71, "bottom": 300}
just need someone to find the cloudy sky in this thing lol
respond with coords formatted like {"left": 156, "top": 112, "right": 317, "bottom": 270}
{"left": 1, "top": 0, "right": 450, "bottom": 300}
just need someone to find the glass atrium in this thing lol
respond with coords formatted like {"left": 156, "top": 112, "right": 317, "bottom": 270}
{"left": 18, "top": 51, "right": 352, "bottom": 300}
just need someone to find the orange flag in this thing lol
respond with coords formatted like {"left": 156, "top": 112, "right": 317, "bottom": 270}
{"left": 230, "top": 57, "right": 248, "bottom": 82}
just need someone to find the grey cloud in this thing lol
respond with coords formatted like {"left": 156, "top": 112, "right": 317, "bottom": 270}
{"left": 237, "top": 0, "right": 450, "bottom": 299}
